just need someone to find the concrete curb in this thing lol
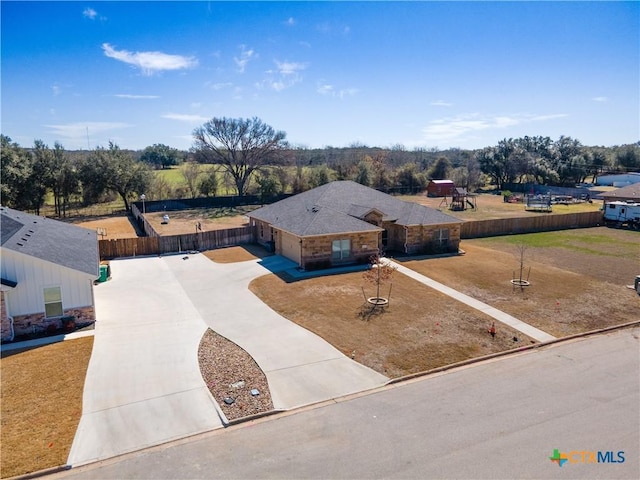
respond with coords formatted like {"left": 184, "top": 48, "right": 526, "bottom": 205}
{"left": 6, "top": 464, "right": 71, "bottom": 480}
{"left": 226, "top": 408, "right": 287, "bottom": 427}
{"left": 385, "top": 319, "right": 640, "bottom": 386}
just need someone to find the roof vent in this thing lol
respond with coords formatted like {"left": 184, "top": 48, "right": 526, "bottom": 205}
{"left": 16, "top": 242, "right": 24, "bottom": 247}
{"left": 311, "top": 206, "right": 319, "bottom": 213}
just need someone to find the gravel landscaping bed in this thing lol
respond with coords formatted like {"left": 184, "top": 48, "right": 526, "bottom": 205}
{"left": 198, "top": 329, "right": 274, "bottom": 421}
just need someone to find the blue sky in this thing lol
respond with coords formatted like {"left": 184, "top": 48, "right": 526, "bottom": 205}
{"left": 1, "top": 1, "right": 638, "bottom": 151}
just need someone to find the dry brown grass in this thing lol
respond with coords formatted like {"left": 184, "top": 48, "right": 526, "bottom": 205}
{"left": 144, "top": 206, "right": 257, "bottom": 236}
{"left": 1, "top": 337, "right": 93, "bottom": 478}
{"left": 203, "top": 244, "right": 273, "bottom": 264}
{"left": 73, "top": 216, "right": 138, "bottom": 239}
{"left": 249, "top": 272, "right": 534, "bottom": 378}
{"left": 399, "top": 193, "right": 601, "bottom": 220}
{"left": 403, "top": 228, "right": 639, "bottom": 338}
{"left": 247, "top": 226, "right": 638, "bottom": 377}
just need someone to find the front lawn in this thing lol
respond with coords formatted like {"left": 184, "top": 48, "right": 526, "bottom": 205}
{"left": 1, "top": 337, "right": 93, "bottom": 478}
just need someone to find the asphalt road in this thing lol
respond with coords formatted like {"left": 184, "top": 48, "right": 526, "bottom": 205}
{"left": 55, "top": 327, "right": 639, "bottom": 480}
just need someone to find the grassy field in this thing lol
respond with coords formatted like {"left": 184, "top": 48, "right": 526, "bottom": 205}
{"left": 0, "top": 337, "right": 93, "bottom": 478}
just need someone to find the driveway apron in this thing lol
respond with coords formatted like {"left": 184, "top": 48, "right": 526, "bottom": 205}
{"left": 67, "top": 257, "right": 223, "bottom": 467}
{"left": 162, "top": 254, "right": 389, "bottom": 410}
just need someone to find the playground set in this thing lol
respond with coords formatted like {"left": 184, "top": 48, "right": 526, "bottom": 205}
{"left": 439, "top": 187, "right": 477, "bottom": 211}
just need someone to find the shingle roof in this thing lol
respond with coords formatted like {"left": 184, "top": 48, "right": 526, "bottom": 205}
{"left": 600, "top": 183, "right": 640, "bottom": 201}
{"left": 249, "top": 181, "right": 461, "bottom": 236}
{"left": 0, "top": 207, "right": 99, "bottom": 276}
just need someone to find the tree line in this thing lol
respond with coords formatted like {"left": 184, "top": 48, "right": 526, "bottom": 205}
{"left": 1, "top": 117, "right": 638, "bottom": 216}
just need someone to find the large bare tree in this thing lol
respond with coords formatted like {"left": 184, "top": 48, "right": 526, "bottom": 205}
{"left": 192, "top": 117, "right": 287, "bottom": 197}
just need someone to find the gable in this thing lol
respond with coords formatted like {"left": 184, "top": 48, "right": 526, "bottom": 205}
{"left": 249, "top": 181, "right": 461, "bottom": 237}
{"left": 0, "top": 207, "right": 99, "bottom": 277}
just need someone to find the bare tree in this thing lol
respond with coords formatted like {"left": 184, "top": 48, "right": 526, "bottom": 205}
{"left": 362, "top": 252, "right": 396, "bottom": 305}
{"left": 192, "top": 117, "right": 288, "bottom": 196}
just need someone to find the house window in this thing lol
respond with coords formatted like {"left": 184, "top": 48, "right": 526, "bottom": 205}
{"left": 43, "top": 286, "right": 63, "bottom": 318}
{"left": 332, "top": 239, "right": 351, "bottom": 260}
{"left": 433, "top": 229, "right": 450, "bottom": 248}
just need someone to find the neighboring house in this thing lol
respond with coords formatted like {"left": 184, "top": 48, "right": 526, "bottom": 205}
{"left": 595, "top": 173, "right": 640, "bottom": 187}
{"left": 598, "top": 183, "right": 640, "bottom": 204}
{"left": 248, "top": 181, "right": 463, "bottom": 270}
{"left": 426, "top": 180, "right": 455, "bottom": 197}
{"left": 1, "top": 207, "right": 99, "bottom": 342}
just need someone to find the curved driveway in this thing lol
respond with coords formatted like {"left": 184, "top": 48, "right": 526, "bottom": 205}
{"left": 68, "top": 254, "right": 387, "bottom": 466}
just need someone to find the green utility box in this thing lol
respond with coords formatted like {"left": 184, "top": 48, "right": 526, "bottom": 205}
{"left": 99, "top": 264, "right": 109, "bottom": 282}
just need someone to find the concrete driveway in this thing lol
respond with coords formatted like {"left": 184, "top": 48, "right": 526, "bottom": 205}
{"left": 69, "top": 254, "right": 387, "bottom": 466}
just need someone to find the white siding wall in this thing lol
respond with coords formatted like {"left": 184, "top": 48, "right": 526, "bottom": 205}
{"left": 0, "top": 249, "right": 95, "bottom": 317}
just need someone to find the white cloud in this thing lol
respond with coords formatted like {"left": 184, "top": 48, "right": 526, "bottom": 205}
{"left": 275, "top": 60, "right": 307, "bottom": 76}
{"left": 83, "top": 7, "right": 106, "bottom": 21}
{"left": 285, "top": 17, "right": 296, "bottom": 26}
{"left": 258, "top": 60, "right": 308, "bottom": 91}
{"left": 234, "top": 45, "right": 257, "bottom": 73}
{"left": 592, "top": 96, "right": 608, "bottom": 102}
{"left": 206, "top": 81, "right": 233, "bottom": 91}
{"left": 423, "top": 112, "right": 568, "bottom": 143}
{"left": 113, "top": 94, "right": 159, "bottom": 99}
{"left": 316, "top": 81, "right": 358, "bottom": 99}
{"left": 161, "top": 113, "right": 209, "bottom": 123}
{"left": 102, "top": 43, "right": 198, "bottom": 75}
{"left": 83, "top": 8, "right": 97, "bottom": 19}
{"left": 45, "top": 121, "right": 130, "bottom": 146}
{"left": 317, "top": 83, "right": 334, "bottom": 95}
{"left": 316, "top": 22, "right": 350, "bottom": 35}
{"left": 51, "top": 84, "right": 61, "bottom": 96}
{"left": 529, "top": 113, "right": 569, "bottom": 121}
{"left": 430, "top": 100, "right": 452, "bottom": 107}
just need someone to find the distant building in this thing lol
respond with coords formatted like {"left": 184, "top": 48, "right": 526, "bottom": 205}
{"left": 598, "top": 183, "right": 640, "bottom": 204}
{"left": 426, "top": 180, "right": 455, "bottom": 197}
{"left": 1, "top": 207, "right": 99, "bottom": 342}
{"left": 595, "top": 173, "right": 640, "bottom": 187}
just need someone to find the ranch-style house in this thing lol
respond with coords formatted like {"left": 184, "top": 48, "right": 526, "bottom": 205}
{"left": 248, "top": 180, "right": 463, "bottom": 270}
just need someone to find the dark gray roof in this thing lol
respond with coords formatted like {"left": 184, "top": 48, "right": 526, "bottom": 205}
{"left": 249, "top": 181, "right": 462, "bottom": 236}
{"left": 600, "top": 183, "right": 640, "bottom": 201}
{"left": 1, "top": 207, "right": 99, "bottom": 276}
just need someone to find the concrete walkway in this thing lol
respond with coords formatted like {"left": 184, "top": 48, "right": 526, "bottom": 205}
{"left": 387, "top": 259, "right": 557, "bottom": 343}
{"left": 68, "top": 254, "right": 387, "bottom": 466}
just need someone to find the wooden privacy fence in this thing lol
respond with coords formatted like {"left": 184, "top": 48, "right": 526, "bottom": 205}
{"left": 99, "top": 225, "right": 253, "bottom": 259}
{"left": 100, "top": 211, "right": 603, "bottom": 259}
{"left": 460, "top": 211, "right": 602, "bottom": 238}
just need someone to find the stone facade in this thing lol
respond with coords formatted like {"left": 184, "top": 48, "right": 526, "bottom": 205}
{"left": 0, "top": 292, "right": 11, "bottom": 342}
{"left": 252, "top": 213, "right": 460, "bottom": 267}
{"left": 7, "top": 305, "right": 95, "bottom": 340}
{"left": 404, "top": 223, "right": 461, "bottom": 255}
{"left": 300, "top": 231, "right": 380, "bottom": 270}
{"left": 253, "top": 219, "right": 274, "bottom": 250}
